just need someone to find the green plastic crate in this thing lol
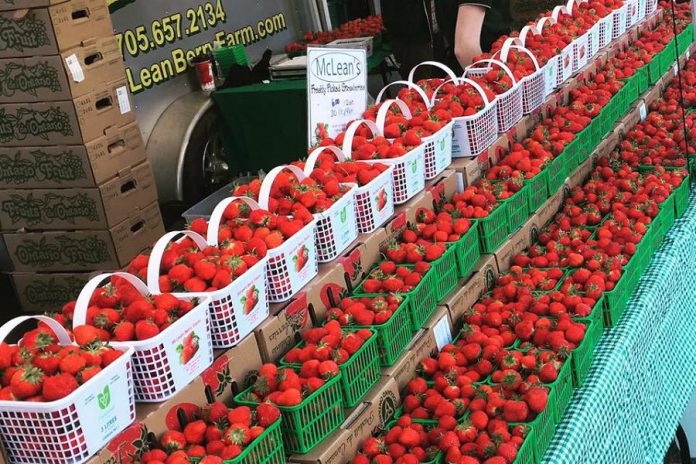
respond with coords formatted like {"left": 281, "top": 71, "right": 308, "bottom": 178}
{"left": 674, "top": 174, "right": 691, "bottom": 218}
{"left": 546, "top": 152, "right": 567, "bottom": 194}
{"left": 191, "top": 418, "right": 285, "bottom": 464}
{"left": 354, "top": 264, "right": 438, "bottom": 331}
{"left": 351, "top": 298, "right": 413, "bottom": 367}
{"left": 453, "top": 223, "right": 481, "bottom": 279}
{"left": 478, "top": 203, "right": 509, "bottom": 253}
{"left": 235, "top": 374, "right": 344, "bottom": 454}
{"left": 563, "top": 134, "right": 582, "bottom": 169}
{"left": 215, "top": 44, "right": 249, "bottom": 78}
{"left": 527, "top": 406, "right": 556, "bottom": 461}
{"left": 677, "top": 24, "right": 693, "bottom": 55}
{"left": 648, "top": 53, "right": 662, "bottom": 84}
{"left": 571, "top": 311, "right": 604, "bottom": 387}
{"left": 634, "top": 66, "right": 649, "bottom": 94}
{"left": 514, "top": 427, "right": 537, "bottom": 464}
{"left": 432, "top": 244, "right": 459, "bottom": 300}
{"left": 659, "top": 38, "right": 678, "bottom": 75}
{"left": 547, "top": 358, "right": 574, "bottom": 424}
{"left": 603, "top": 271, "right": 629, "bottom": 327}
{"left": 505, "top": 185, "right": 530, "bottom": 233}
{"left": 525, "top": 170, "right": 550, "bottom": 213}
{"left": 280, "top": 330, "right": 380, "bottom": 408}
{"left": 660, "top": 195, "right": 677, "bottom": 235}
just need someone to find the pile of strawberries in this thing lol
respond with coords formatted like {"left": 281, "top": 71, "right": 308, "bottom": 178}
{"left": 326, "top": 295, "right": 405, "bottom": 327}
{"left": 439, "top": 180, "right": 518, "bottom": 219}
{"left": 239, "top": 362, "right": 336, "bottom": 407}
{"left": 363, "top": 101, "right": 453, "bottom": 139}
{"left": 294, "top": 149, "right": 391, "bottom": 187}
{"left": 359, "top": 261, "right": 430, "bottom": 293}
{"left": 0, "top": 326, "right": 123, "bottom": 402}
{"left": 58, "top": 277, "right": 198, "bottom": 343}
{"left": 284, "top": 321, "right": 373, "bottom": 365}
{"left": 143, "top": 401, "right": 281, "bottom": 463}
{"left": 285, "top": 15, "right": 383, "bottom": 55}
{"left": 321, "top": 126, "right": 423, "bottom": 161}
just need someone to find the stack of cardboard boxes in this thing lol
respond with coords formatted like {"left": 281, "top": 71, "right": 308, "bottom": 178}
{"left": 0, "top": 0, "right": 164, "bottom": 314}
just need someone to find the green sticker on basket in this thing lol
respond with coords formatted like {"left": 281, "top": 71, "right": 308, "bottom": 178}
{"left": 340, "top": 206, "right": 347, "bottom": 223}
{"left": 98, "top": 385, "right": 111, "bottom": 410}
{"left": 439, "top": 138, "right": 446, "bottom": 151}
{"left": 411, "top": 159, "right": 417, "bottom": 173}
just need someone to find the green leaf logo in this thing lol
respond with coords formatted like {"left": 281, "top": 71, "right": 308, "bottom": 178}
{"left": 98, "top": 385, "right": 111, "bottom": 410}
{"left": 340, "top": 206, "right": 347, "bottom": 223}
{"left": 411, "top": 160, "right": 417, "bottom": 173}
{"left": 439, "top": 138, "right": 446, "bottom": 151}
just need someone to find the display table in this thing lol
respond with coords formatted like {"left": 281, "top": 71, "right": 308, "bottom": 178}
{"left": 212, "top": 46, "right": 392, "bottom": 175}
{"left": 542, "top": 185, "right": 696, "bottom": 464}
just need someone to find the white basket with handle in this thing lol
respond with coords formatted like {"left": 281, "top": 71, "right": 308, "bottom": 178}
{"left": 259, "top": 165, "right": 357, "bottom": 263}
{"left": 520, "top": 24, "right": 560, "bottom": 97}
{"left": 304, "top": 145, "right": 395, "bottom": 234}
{"left": 537, "top": 16, "right": 574, "bottom": 86}
{"left": 464, "top": 58, "right": 523, "bottom": 133}
{"left": 571, "top": 0, "right": 600, "bottom": 59}
{"left": 553, "top": 4, "right": 589, "bottom": 72}
{"left": 645, "top": 0, "right": 656, "bottom": 16}
{"left": 148, "top": 229, "right": 269, "bottom": 347}
{"left": 0, "top": 316, "right": 135, "bottom": 464}
{"left": 597, "top": 11, "right": 614, "bottom": 49}
{"left": 612, "top": 2, "right": 628, "bottom": 38}
{"left": 625, "top": 0, "right": 639, "bottom": 27}
{"left": 342, "top": 119, "right": 425, "bottom": 203}
{"left": 496, "top": 38, "right": 545, "bottom": 114}
{"left": 637, "top": 0, "right": 647, "bottom": 20}
{"left": 376, "top": 80, "right": 453, "bottom": 179}
{"left": 73, "top": 272, "right": 213, "bottom": 403}
{"left": 208, "top": 195, "right": 317, "bottom": 302}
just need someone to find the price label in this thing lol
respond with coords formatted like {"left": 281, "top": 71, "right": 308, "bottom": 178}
{"left": 116, "top": 86, "right": 132, "bottom": 114}
{"left": 433, "top": 315, "right": 452, "bottom": 351}
{"left": 687, "top": 50, "right": 691, "bottom": 60}
{"left": 65, "top": 54, "right": 84, "bottom": 83}
{"left": 639, "top": 102, "right": 647, "bottom": 121}
{"left": 674, "top": 63, "right": 679, "bottom": 76}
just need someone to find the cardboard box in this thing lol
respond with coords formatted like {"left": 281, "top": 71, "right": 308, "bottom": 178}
{"left": 289, "top": 378, "right": 401, "bottom": 464}
{"left": 0, "top": 0, "right": 63, "bottom": 11}
{"left": 494, "top": 218, "right": 535, "bottom": 273}
{"left": 533, "top": 189, "right": 563, "bottom": 228}
{"left": 566, "top": 156, "right": 595, "bottom": 190}
{"left": 3, "top": 201, "right": 164, "bottom": 272}
{"left": 0, "top": 122, "right": 148, "bottom": 188}
{"left": 0, "top": 79, "right": 135, "bottom": 146}
{"left": 427, "top": 169, "right": 457, "bottom": 209}
{"left": 449, "top": 157, "right": 483, "bottom": 190}
{"left": 11, "top": 271, "right": 90, "bottom": 313}
{"left": 0, "top": 161, "right": 157, "bottom": 230}
{"left": 475, "top": 253, "right": 500, "bottom": 292}
{"left": 255, "top": 292, "right": 314, "bottom": 363}
{"left": 340, "top": 229, "right": 384, "bottom": 289}
{"left": 0, "top": 0, "right": 113, "bottom": 58}
{"left": 0, "top": 37, "right": 124, "bottom": 103}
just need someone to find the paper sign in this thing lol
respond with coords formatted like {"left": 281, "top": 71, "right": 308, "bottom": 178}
{"left": 65, "top": 54, "right": 85, "bottom": 83}
{"left": 639, "top": 102, "right": 647, "bottom": 121}
{"left": 674, "top": 63, "right": 679, "bottom": 76}
{"left": 307, "top": 46, "right": 368, "bottom": 147}
{"left": 116, "top": 86, "right": 131, "bottom": 114}
{"left": 433, "top": 315, "right": 452, "bottom": 350}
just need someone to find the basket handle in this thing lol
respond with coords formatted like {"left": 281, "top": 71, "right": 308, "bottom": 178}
{"left": 433, "top": 77, "right": 491, "bottom": 106}
{"left": 407, "top": 61, "right": 459, "bottom": 84}
{"left": 497, "top": 40, "right": 541, "bottom": 71}
{"left": 375, "top": 80, "right": 433, "bottom": 108}
{"left": 0, "top": 316, "right": 73, "bottom": 346}
{"left": 73, "top": 272, "right": 150, "bottom": 327}
{"left": 147, "top": 230, "right": 209, "bottom": 294}
{"left": 536, "top": 16, "right": 556, "bottom": 31}
{"left": 464, "top": 58, "right": 517, "bottom": 85}
{"left": 258, "top": 165, "right": 307, "bottom": 211}
{"left": 375, "top": 99, "right": 414, "bottom": 134}
{"left": 341, "top": 119, "right": 382, "bottom": 159}
{"left": 303, "top": 146, "right": 348, "bottom": 177}
{"left": 519, "top": 24, "right": 540, "bottom": 45}
{"left": 207, "top": 196, "right": 263, "bottom": 246}
{"left": 551, "top": 5, "right": 570, "bottom": 21}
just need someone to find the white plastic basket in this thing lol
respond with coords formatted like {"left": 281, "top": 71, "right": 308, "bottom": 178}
{"left": 147, "top": 229, "right": 270, "bottom": 347}
{"left": 73, "top": 272, "right": 213, "bottom": 403}
{"left": 612, "top": 3, "right": 628, "bottom": 38}
{"left": 464, "top": 58, "right": 523, "bottom": 133}
{"left": 304, "top": 145, "right": 395, "bottom": 234}
{"left": 625, "top": 0, "right": 639, "bottom": 27}
{"left": 537, "top": 16, "right": 574, "bottom": 86}
{"left": 342, "top": 119, "right": 425, "bottom": 203}
{"left": 209, "top": 195, "right": 318, "bottom": 303}
{"left": 552, "top": 3, "right": 590, "bottom": 72}
{"left": 0, "top": 316, "right": 135, "bottom": 464}
{"left": 259, "top": 165, "right": 358, "bottom": 263}
{"left": 519, "top": 24, "right": 559, "bottom": 97}
{"left": 497, "top": 39, "right": 545, "bottom": 114}
{"left": 588, "top": 21, "right": 600, "bottom": 58}
{"left": 376, "top": 80, "right": 453, "bottom": 179}
{"left": 598, "top": 14, "right": 614, "bottom": 49}
{"left": 637, "top": 0, "right": 647, "bottom": 21}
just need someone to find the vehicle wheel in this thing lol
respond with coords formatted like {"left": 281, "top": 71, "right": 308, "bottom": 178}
{"left": 181, "top": 108, "right": 230, "bottom": 206}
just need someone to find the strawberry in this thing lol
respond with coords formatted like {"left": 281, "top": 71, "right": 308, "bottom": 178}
{"left": 255, "top": 403, "right": 280, "bottom": 427}
{"left": 59, "top": 354, "right": 86, "bottom": 375}
{"left": 10, "top": 367, "right": 45, "bottom": 399}
{"left": 224, "top": 423, "right": 251, "bottom": 446}
{"left": 161, "top": 430, "right": 187, "bottom": 452}
{"left": 135, "top": 320, "right": 160, "bottom": 341}
{"left": 42, "top": 373, "right": 78, "bottom": 401}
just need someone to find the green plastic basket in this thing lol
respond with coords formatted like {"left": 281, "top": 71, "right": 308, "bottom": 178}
{"left": 634, "top": 66, "right": 649, "bottom": 94}
{"left": 354, "top": 264, "right": 438, "bottom": 331}
{"left": 505, "top": 185, "right": 530, "bottom": 233}
{"left": 453, "top": 223, "right": 481, "bottom": 279}
{"left": 432, "top": 244, "right": 459, "bottom": 300}
{"left": 280, "top": 331, "right": 381, "bottom": 408}
{"left": 571, "top": 313, "right": 603, "bottom": 387}
{"left": 513, "top": 427, "right": 536, "bottom": 464}
{"left": 190, "top": 419, "right": 285, "bottom": 464}
{"left": 525, "top": 170, "right": 550, "bottom": 213}
{"left": 648, "top": 53, "right": 663, "bottom": 84}
{"left": 215, "top": 44, "right": 249, "bottom": 78}
{"left": 546, "top": 152, "right": 567, "bottom": 194}
{"left": 677, "top": 24, "right": 693, "bottom": 55}
{"left": 563, "top": 134, "right": 582, "bottom": 169}
{"left": 578, "top": 125, "right": 595, "bottom": 163}
{"left": 660, "top": 195, "right": 676, "bottom": 235}
{"left": 659, "top": 38, "right": 678, "bottom": 75}
{"left": 603, "top": 271, "right": 629, "bottom": 327}
{"left": 351, "top": 298, "right": 413, "bottom": 367}
{"left": 547, "top": 358, "right": 574, "bottom": 424}
{"left": 526, "top": 405, "right": 556, "bottom": 461}
{"left": 235, "top": 375, "right": 344, "bottom": 454}
{"left": 674, "top": 174, "right": 691, "bottom": 218}
{"left": 478, "top": 203, "right": 509, "bottom": 253}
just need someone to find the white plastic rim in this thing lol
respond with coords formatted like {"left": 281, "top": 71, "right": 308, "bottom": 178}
{"left": 375, "top": 79, "right": 434, "bottom": 108}
{"left": 147, "top": 229, "right": 270, "bottom": 348}
{"left": 343, "top": 119, "right": 426, "bottom": 203}
{"left": 304, "top": 146, "right": 395, "bottom": 234}
{"left": 73, "top": 272, "right": 214, "bottom": 402}
{"left": 0, "top": 315, "right": 135, "bottom": 464}
{"left": 407, "top": 60, "right": 460, "bottom": 84}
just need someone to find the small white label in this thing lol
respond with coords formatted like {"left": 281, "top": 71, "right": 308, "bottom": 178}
{"left": 433, "top": 315, "right": 452, "bottom": 351}
{"left": 673, "top": 63, "right": 679, "bottom": 76}
{"left": 639, "top": 103, "right": 647, "bottom": 121}
{"left": 687, "top": 50, "right": 691, "bottom": 60}
{"left": 455, "top": 172, "right": 464, "bottom": 192}
{"left": 116, "top": 86, "right": 131, "bottom": 114}
{"left": 65, "top": 54, "right": 84, "bottom": 83}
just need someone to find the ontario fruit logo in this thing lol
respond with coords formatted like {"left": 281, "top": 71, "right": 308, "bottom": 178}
{"left": 0, "top": 150, "right": 86, "bottom": 185}
{"left": 0, "top": 107, "right": 73, "bottom": 143}
{"left": 0, "top": 15, "right": 50, "bottom": 53}
{"left": 241, "top": 285, "right": 259, "bottom": 314}
{"left": 339, "top": 205, "right": 348, "bottom": 223}
{"left": 22, "top": 275, "right": 86, "bottom": 306}
{"left": 1, "top": 192, "right": 99, "bottom": 226}
{"left": 14, "top": 236, "right": 110, "bottom": 268}
{"left": 98, "top": 385, "right": 111, "bottom": 410}
{"left": 376, "top": 188, "right": 388, "bottom": 212}
{"left": 0, "top": 61, "right": 61, "bottom": 98}
{"left": 293, "top": 244, "right": 309, "bottom": 271}
{"left": 176, "top": 331, "right": 200, "bottom": 364}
